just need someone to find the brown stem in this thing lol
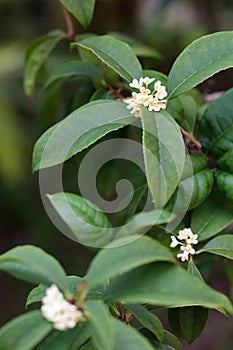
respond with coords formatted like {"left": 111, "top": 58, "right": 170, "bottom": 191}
{"left": 61, "top": 3, "right": 75, "bottom": 40}
{"left": 180, "top": 127, "right": 202, "bottom": 149}
{"left": 105, "top": 83, "right": 125, "bottom": 100}
{"left": 117, "top": 303, "right": 125, "bottom": 321}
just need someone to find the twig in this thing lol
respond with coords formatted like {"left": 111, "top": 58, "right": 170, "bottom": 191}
{"left": 61, "top": 3, "right": 75, "bottom": 40}
{"left": 105, "top": 83, "right": 125, "bottom": 100}
{"left": 117, "top": 303, "right": 125, "bottom": 321}
{"left": 180, "top": 127, "right": 202, "bottom": 149}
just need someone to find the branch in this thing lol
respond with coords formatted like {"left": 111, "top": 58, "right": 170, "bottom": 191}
{"left": 180, "top": 127, "right": 202, "bottom": 149}
{"left": 61, "top": 3, "right": 75, "bottom": 40}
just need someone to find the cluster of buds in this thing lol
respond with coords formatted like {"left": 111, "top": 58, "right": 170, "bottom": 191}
{"left": 124, "top": 77, "right": 168, "bottom": 117}
{"left": 170, "top": 228, "right": 198, "bottom": 262}
{"left": 41, "top": 284, "right": 83, "bottom": 331}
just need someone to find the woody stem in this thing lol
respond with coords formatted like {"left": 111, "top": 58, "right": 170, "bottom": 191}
{"left": 180, "top": 127, "right": 202, "bottom": 149}
{"left": 61, "top": 3, "right": 75, "bottom": 40}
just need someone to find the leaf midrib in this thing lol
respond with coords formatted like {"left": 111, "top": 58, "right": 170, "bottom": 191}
{"left": 169, "top": 52, "right": 233, "bottom": 98}
{"left": 78, "top": 42, "right": 131, "bottom": 80}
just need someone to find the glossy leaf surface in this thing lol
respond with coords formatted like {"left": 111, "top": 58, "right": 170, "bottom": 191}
{"left": 84, "top": 300, "right": 114, "bottom": 350}
{"left": 0, "top": 311, "right": 52, "bottom": 350}
{"left": 116, "top": 209, "right": 175, "bottom": 238}
{"left": 168, "top": 32, "right": 233, "bottom": 99}
{"left": 32, "top": 100, "right": 134, "bottom": 171}
{"left": 113, "top": 319, "right": 154, "bottom": 350}
{"left": 75, "top": 35, "right": 143, "bottom": 82}
{"left": 26, "top": 276, "right": 83, "bottom": 307}
{"left": 141, "top": 109, "right": 185, "bottom": 208}
{"left": 0, "top": 245, "right": 68, "bottom": 290}
{"left": 44, "top": 60, "right": 103, "bottom": 89}
{"left": 48, "top": 192, "right": 113, "bottom": 248}
{"left": 191, "top": 191, "right": 233, "bottom": 241}
{"left": 125, "top": 304, "right": 164, "bottom": 342}
{"left": 198, "top": 234, "right": 233, "bottom": 259}
{"left": 34, "top": 323, "right": 90, "bottom": 350}
{"left": 166, "top": 156, "right": 214, "bottom": 212}
{"left": 24, "top": 30, "right": 65, "bottom": 96}
{"left": 215, "top": 170, "right": 233, "bottom": 204}
{"left": 198, "top": 88, "right": 233, "bottom": 158}
{"left": 60, "top": 0, "right": 96, "bottom": 28}
{"left": 217, "top": 149, "right": 233, "bottom": 174}
{"left": 103, "top": 263, "right": 233, "bottom": 316}
{"left": 169, "top": 307, "right": 208, "bottom": 344}
{"left": 86, "top": 235, "right": 174, "bottom": 289}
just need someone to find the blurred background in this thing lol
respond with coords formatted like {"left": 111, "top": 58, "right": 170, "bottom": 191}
{"left": 1, "top": 0, "right": 233, "bottom": 348}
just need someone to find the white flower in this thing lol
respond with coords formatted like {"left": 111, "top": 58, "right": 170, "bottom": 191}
{"left": 146, "top": 97, "right": 167, "bottom": 112}
{"left": 187, "top": 234, "right": 198, "bottom": 245}
{"left": 177, "top": 244, "right": 196, "bottom": 262}
{"left": 41, "top": 284, "right": 83, "bottom": 331}
{"left": 124, "top": 77, "right": 168, "bottom": 117}
{"left": 153, "top": 80, "right": 168, "bottom": 99}
{"left": 170, "top": 236, "right": 180, "bottom": 248}
{"left": 177, "top": 228, "right": 192, "bottom": 240}
{"left": 129, "top": 78, "right": 144, "bottom": 89}
{"left": 170, "top": 228, "right": 198, "bottom": 262}
{"left": 142, "top": 77, "right": 155, "bottom": 86}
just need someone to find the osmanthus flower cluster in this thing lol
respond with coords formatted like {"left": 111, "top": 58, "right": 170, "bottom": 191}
{"left": 124, "top": 77, "right": 168, "bottom": 117}
{"left": 170, "top": 228, "right": 198, "bottom": 262}
{"left": 41, "top": 284, "right": 83, "bottom": 331}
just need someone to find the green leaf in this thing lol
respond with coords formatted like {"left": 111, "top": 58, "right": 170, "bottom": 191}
{"left": 181, "top": 155, "right": 208, "bottom": 180}
{"left": 77, "top": 41, "right": 119, "bottom": 86}
{"left": 163, "top": 330, "right": 182, "bottom": 350}
{"left": 217, "top": 149, "right": 233, "bottom": 174}
{"left": 168, "top": 307, "right": 208, "bottom": 344}
{"left": 26, "top": 276, "right": 83, "bottom": 307}
{"left": 116, "top": 209, "right": 175, "bottom": 238}
{"left": 48, "top": 192, "right": 114, "bottom": 248}
{"left": 0, "top": 245, "right": 68, "bottom": 291}
{"left": 44, "top": 60, "right": 103, "bottom": 89}
{"left": 34, "top": 323, "right": 90, "bottom": 350}
{"left": 141, "top": 109, "right": 185, "bottom": 208}
{"left": 32, "top": 100, "right": 134, "bottom": 171}
{"left": 26, "top": 284, "right": 47, "bottom": 307}
{"left": 167, "top": 309, "right": 182, "bottom": 338}
{"left": 168, "top": 31, "right": 233, "bottom": 99}
{"left": 84, "top": 300, "right": 114, "bottom": 350}
{"left": 167, "top": 155, "right": 214, "bottom": 212}
{"left": 215, "top": 170, "right": 233, "bottom": 204}
{"left": 74, "top": 35, "right": 143, "bottom": 82}
{"left": 191, "top": 191, "right": 233, "bottom": 241}
{"left": 139, "top": 331, "right": 179, "bottom": 350}
{"left": 125, "top": 304, "right": 164, "bottom": 342}
{"left": 60, "top": 0, "right": 96, "bottom": 29}
{"left": 113, "top": 319, "right": 154, "bottom": 350}
{"left": 86, "top": 235, "right": 174, "bottom": 289}
{"left": 198, "top": 234, "right": 233, "bottom": 259}
{"left": 180, "top": 307, "right": 208, "bottom": 344}
{"left": 198, "top": 88, "right": 233, "bottom": 158}
{"left": 180, "top": 307, "right": 208, "bottom": 343}
{"left": 108, "top": 32, "right": 162, "bottom": 60}
{"left": 24, "top": 30, "right": 66, "bottom": 96}
{"left": 187, "top": 260, "right": 204, "bottom": 281}
{"left": 167, "top": 95, "right": 197, "bottom": 133}
{"left": 0, "top": 311, "right": 52, "bottom": 350}
{"left": 143, "top": 70, "right": 168, "bottom": 87}
{"left": 103, "top": 262, "right": 233, "bottom": 316}
{"left": 80, "top": 341, "right": 95, "bottom": 350}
